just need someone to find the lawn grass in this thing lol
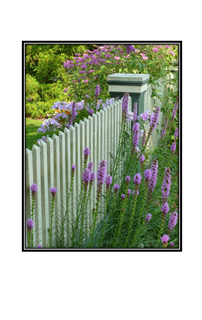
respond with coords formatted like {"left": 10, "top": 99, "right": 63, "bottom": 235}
{"left": 26, "top": 118, "right": 44, "bottom": 150}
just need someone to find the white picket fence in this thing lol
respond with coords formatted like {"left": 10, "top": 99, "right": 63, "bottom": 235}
{"left": 26, "top": 97, "right": 132, "bottom": 247}
{"left": 25, "top": 73, "right": 175, "bottom": 248}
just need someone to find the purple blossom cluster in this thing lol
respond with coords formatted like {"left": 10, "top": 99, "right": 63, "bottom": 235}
{"left": 50, "top": 187, "right": 57, "bottom": 196}
{"left": 27, "top": 219, "right": 34, "bottom": 231}
{"left": 171, "top": 142, "right": 176, "bottom": 153}
{"left": 161, "top": 202, "right": 169, "bottom": 216}
{"left": 133, "top": 102, "right": 137, "bottom": 122}
{"left": 105, "top": 174, "right": 112, "bottom": 190}
{"left": 144, "top": 169, "right": 152, "bottom": 181}
{"left": 161, "top": 117, "right": 168, "bottom": 139}
{"left": 132, "top": 122, "right": 139, "bottom": 151}
{"left": 161, "top": 234, "right": 170, "bottom": 247}
{"left": 171, "top": 100, "right": 178, "bottom": 122}
{"left": 138, "top": 110, "right": 153, "bottom": 122}
{"left": 87, "top": 161, "right": 93, "bottom": 172}
{"left": 133, "top": 173, "right": 142, "bottom": 185}
{"left": 82, "top": 168, "right": 91, "bottom": 189}
{"left": 162, "top": 168, "right": 171, "bottom": 204}
{"left": 113, "top": 184, "right": 120, "bottom": 194}
{"left": 96, "top": 160, "right": 108, "bottom": 202}
{"left": 149, "top": 106, "right": 160, "bottom": 131}
{"left": 148, "top": 158, "right": 158, "bottom": 197}
{"left": 31, "top": 183, "right": 37, "bottom": 196}
{"left": 168, "top": 212, "right": 178, "bottom": 231}
{"left": 145, "top": 214, "right": 152, "bottom": 223}
{"left": 122, "top": 93, "right": 129, "bottom": 121}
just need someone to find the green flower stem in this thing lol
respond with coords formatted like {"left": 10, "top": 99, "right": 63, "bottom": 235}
{"left": 156, "top": 215, "right": 166, "bottom": 247}
{"left": 89, "top": 184, "right": 102, "bottom": 248}
{"left": 31, "top": 193, "right": 35, "bottom": 248}
{"left": 28, "top": 230, "right": 31, "bottom": 248}
{"left": 124, "top": 192, "right": 138, "bottom": 248}
{"left": 99, "top": 188, "right": 110, "bottom": 247}
{"left": 79, "top": 185, "right": 89, "bottom": 247}
{"left": 113, "top": 185, "right": 129, "bottom": 247}
{"left": 49, "top": 196, "right": 55, "bottom": 248}
{"left": 59, "top": 172, "right": 75, "bottom": 246}
{"left": 131, "top": 181, "right": 149, "bottom": 247}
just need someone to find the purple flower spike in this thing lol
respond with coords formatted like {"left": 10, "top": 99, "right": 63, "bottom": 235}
{"left": 161, "top": 117, "right": 168, "bottom": 139}
{"left": 87, "top": 161, "right": 93, "bottom": 172}
{"left": 140, "top": 154, "right": 145, "bottom": 163}
{"left": 133, "top": 173, "right": 142, "bottom": 185}
{"left": 113, "top": 184, "right": 120, "bottom": 194}
{"left": 161, "top": 202, "right": 169, "bottom": 216}
{"left": 97, "top": 160, "right": 107, "bottom": 185}
{"left": 148, "top": 159, "right": 158, "bottom": 198}
{"left": 27, "top": 219, "right": 34, "bottom": 231}
{"left": 161, "top": 235, "right": 170, "bottom": 247}
{"left": 121, "top": 194, "right": 125, "bottom": 200}
{"left": 122, "top": 93, "right": 129, "bottom": 121}
{"left": 127, "top": 189, "right": 131, "bottom": 196}
{"left": 31, "top": 183, "right": 37, "bottom": 195}
{"left": 90, "top": 171, "right": 95, "bottom": 183}
{"left": 71, "top": 164, "right": 76, "bottom": 173}
{"left": 168, "top": 212, "right": 178, "bottom": 231}
{"left": 145, "top": 214, "right": 152, "bottom": 223}
{"left": 144, "top": 169, "right": 152, "bottom": 181}
{"left": 126, "top": 45, "right": 135, "bottom": 54}
{"left": 89, "top": 109, "right": 94, "bottom": 116}
{"left": 170, "top": 242, "right": 174, "bottom": 248}
{"left": 150, "top": 106, "right": 160, "bottom": 131}
{"left": 171, "top": 100, "right": 178, "bottom": 122}
{"left": 132, "top": 123, "right": 139, "bottom": 150}
{"left": 84, "top": 147, "right": 90, "bottom": 156}
{"left": 162, "top": 168, "right": 171, "bottom": 204}
{"left": 125, "top": 176, "right": 131, "bottom": 185}
{"left": 174, "top": 128, "right": 178, "bottom": 140}
{"left": 37, "top": 245, "right": 42, "bottom": 248}
{"left": 105, "top": 174, "right": 112, "bottom": 186}
{"left": 50, "top": 187, "right": 57, "bottom": 196}
{"left": 171, "top": 142, "right": 176, "bottom": 153}
{"left": 82, "top": 168, "right": 91, "bottom": 184}
{"left": 27, "top": 98, "right": 32, "bottom": 102}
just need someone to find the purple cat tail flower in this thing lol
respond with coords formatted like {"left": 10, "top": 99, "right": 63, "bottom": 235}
{"left": 171, "top": 99, "right": 178, "bottom": 123}
{"left": 125, "top": 176, "right": 131, "bottom": 185}
{"left": 71, "top": 164, "right": 76, "bottom": 174}
{"left": 126, "top": 45, "right": 135, "bottom": 54}
{"left": 170, "top": 242, "right": 174, "bottom": 248}
{"left": 37, "top": 245, "right": 42, "bottom": 248}
{"left": 174, "top": 128, "right": 178, "bottom": 141}
{"left": 161, "top": 168, "right": 171, "bottom": 204}
{"left": 27, "top": 219, "right": 34, "bottom": 231}
{"left": 140, "top": 154, "right": 145, "bottom": 163}
{"left": 87, "top": 161, "right": 93, "bottom": 172}
{"left": 113, "top": 184, "right": 120, "bottom": 194}
{"left": 121, "top": 194, "right": 125, "bottom": 200}
{"left": 90, "top": 171, "right": 95, "bottom": 184}
{"left": 31, "top": 183, "right": 37, "bottom": 197}
{"left": 150, "top": 106, "right": 160, "bottom": 131}
{"left": 83, "top": 147, "right": 90, "bottom": 161}
{"left": 132, "top": 123, "right": 139, "bottom": 153}
{"left": 161, "top": 202, "right": 169, "bottom": 217}
{"left": 89, "top": 109, "right": 94, "bottom": 116}
{"left": 161, "top": 234, "right": 170, "bottom": 248}
{"left": 105, "top": 174, "right": 113, "bottom": 190}
{"left": 171, "top": 141, "right": 176, "bottom": 154}
{"left": 168, "top": 212, "right": 178, "bottom": 233}
{"left": 133, "top": 102, "right": 137, "bottom": 122}
{"left": 127, "top": 189, "right": 131, "bottom": 197}
{"left": 148, "top": 158, "right": 158, "bottom": 200}
{"left": 161, "top": 117, "right": 168, "bottom": 140}
{"left": 144, "top": 169, "right": 152, "bottom": 182}
{"left": 142, "top": 130, "right": 146, "bottom": 146}
{"left": 122, "top": 92, "right": 129, "bottom": 122}
{"left": 50, "top": 187, "right": 57, "bottom": 197}
{"left": 133, "top": 173, "right": 142, "bottom": 185}
{"left": 145, "top": 213, "right": 152, "bottom": 223}
{"left": 82, "top": 168, "right": 91, "bottom": 190}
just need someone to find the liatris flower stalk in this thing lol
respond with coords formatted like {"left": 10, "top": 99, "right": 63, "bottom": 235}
{"left": 30, "top": 183, "right": 37, "bottom": 247}
{"left": 144, "top": 106, "right": 160, "bottom": 148}
{"left": 147, "top": 158, "right": 158, "bottom": 204}
{"left": 171, "top": 141, "right": 176, "bottom": 154}
{"left": 49, "top": 187, "right": 57, "bottom": 248}
{"left": 79, "top": 168, "right": 91, "bottom": 247}
{"left": 160, "top": 117, "right": 168, "bottom": 139}
{"left": 161, "top": 235, "right": 170, "bottom": 248}
{"left": 167, "top": 212, "right": 178, "bottom": 234}
{"left": 122, "top": 93, "right": 129, "bottom": 124}
{"left": 89, "top": 160, "right": 107, "bottom": 247}
{"left": 145, "top": 213, "right": 152, "bottom": 223}
{"left": 174, "top": 128, "right": 178, "bottom": 141}
{"left": 161, "top": 168, "right": 171, "bottom": 204}
{"left": 89, "top": 109, "right": 94, "bottom": 116}
{"left": 87, "top": 161, "right": 93, "bottom": 172}
{"left": 139, "top": 154, "right": 145, "bottom": 173}
{"left": 171, "top": 99, "right": 178, "bottom": 123}
{"left": 170, "top": 242, "right": 174, "bottom": 248}
{"left": 131, "top": 169, "right": 152, "bottom": 247}
{"left": 99, "top": 174, "right": 112, "bottom": 247}
{"left": 83, "top": 147, "right": 90, "bottom": 170}
{"left": 132, "top": 123, "right": 139, "bottom": 154}
{"left": 156, "top": 201, "right": 169, "bottom": 247}
{"left": 27, "top": 219, "right": 34, "bottom": 248}
{"left": 133, "top": 102, "right": 137, "bottom": 123}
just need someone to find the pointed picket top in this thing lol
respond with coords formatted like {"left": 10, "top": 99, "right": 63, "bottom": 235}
{"left": 79, "top": 119, "right": 84, "bottom": 125}
{"left": 92, "top": 113, "right": 96, "bottom": 118}
{"left": 100, "top": 109, "right": 104, "bottom": 114}
{"left": 52, "top": 133, "right": 59, "bottom": 140}
{"left": 64, "top": 127, "right": 69, "bottom": 134}
{"left": 58, "top": 130, "right": 65, "bottom": 137}
{"left": 26, "top": 148, "right": 32, "bottom": 155}
{"left": 46, "top": 136, "right": 53, "bottom": 143}
{"left": 32, "top": 144, "right": 40, "bottom": 152}
{"left": 39, "top": 140, "right": 46, "bottom": 147}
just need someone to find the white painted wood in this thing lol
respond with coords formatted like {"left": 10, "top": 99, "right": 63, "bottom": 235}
{"left": 70, "top": 126, "right": 76, "bottom": 230}
{"left": 46, "top": 136, "right": 54, "bottom": 243}
{"left": 39, "top": 140, "right": 49, "bottom": 247}
{"left": 64, "top": 128, "right": 71, "bottom": 246}
{"left": 32, "top": 144, "right": 42, "bottom": 247}
{"left": 58, "top": 130, "right": 66, "bottom": 245}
